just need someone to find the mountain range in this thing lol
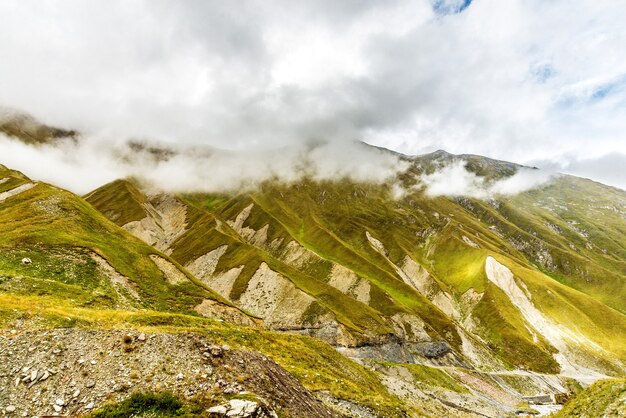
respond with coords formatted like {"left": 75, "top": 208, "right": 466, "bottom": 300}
{"left": 0, "top": 112, "right": 624, "bottom": 417}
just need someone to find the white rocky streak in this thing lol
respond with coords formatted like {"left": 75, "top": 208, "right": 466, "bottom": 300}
{"left": 91, "top": 253, "right": 141, "bottom": 305}
{"left": 186, "top": 245, "right": 228, "bottom": 280}
{"left": 205, "top": 266, "right": 244, "bottom": 299}
{"left": 326, "top": 264, "right": 371, "bottom": 304}
{"left": 484, "top": 256, "right": 609, "bottom": 383}
{"left": 462, "top": 235, "right": 480, "bottom": 248}
{"left": 0, "top": 182, "right": 36, "bottom": 203}
{"left": 399, "top": 256, "right": 462, "bottom": 320}
{"left": 122, "top": 194, "right": 187, "bottom": 253}
{"left": 282, "top": 240, "right": 321, "bottom": 268}
{"left": 149, "top": 255, "right": 188, "bottom": 285}
{"left": 185, "top": 245, "right": 243, "bottom": 299}
{"left": 227, "top": 203, "right": 254, "bottom": 231}
{"left": 365, "top": 231, "right": 387, "bottom": 255}
{"left": 237, "top": 262, "right": 317, "bottom": 330}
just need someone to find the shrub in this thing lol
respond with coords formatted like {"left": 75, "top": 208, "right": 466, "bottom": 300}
{"left": 90, "top": 391, "right": 184, "bottom": 418}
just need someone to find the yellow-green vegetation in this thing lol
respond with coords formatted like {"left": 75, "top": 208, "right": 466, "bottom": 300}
{"left": 84, "top": 154, "right": 626, "bottom": 374}
{"left": 500, "top": 257, "right": 626, "bottom": 373}
{"left": 554, "top": 379, "right": 626, "bottom": 417}
{"left": 482, "top": 176, "right": 626, "bottom": 313}
{"left": 84, "top": 179, "right": 149, "bottom": 226}
{"left": 0, "top": 170, "right": 234, "bottom": 316}
{"left": 0, "top": 164, "right": 30, "bottom": 192}
{"left": 471, "top": 283, "right": 560, "bottom": 373}
{"left": 376, "top": 361, "right": 469, "bottom": 393}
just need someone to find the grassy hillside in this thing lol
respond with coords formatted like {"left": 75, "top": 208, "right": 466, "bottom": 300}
{"left": 85, "top": 161, "right": 626, "bottom": 376}
{"left": 0, "top": 165, "right": 235, "bottom": 315}
{"left": 554, "top": 378, "right": 626, "bottom": 417}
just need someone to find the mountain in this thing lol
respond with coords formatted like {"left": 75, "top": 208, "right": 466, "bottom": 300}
{"left": 0, "top": 108, "right": 76, "bottom": 145}
{"left": 84, "top": 148, "right": 626, "bottom": 373}
{"left": 0, "top": 164, "right": 414, "bottom": 417}
{"left": 82, "top": 145, "right": 626, "bottom": 414}
{"left": 1, "top": 116, "right": 625, "bottom": 417}
{"left": 0, "top": 164, "right": 250, "bottom": 323}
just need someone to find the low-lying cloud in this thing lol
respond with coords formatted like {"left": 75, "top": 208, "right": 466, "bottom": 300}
{"left": 420, "top": 160, "right": 554, "bottom": 199}
{"left": 0, "top": 134, "right": 407, "bottom": 195}
{"left": 1, "top": 131, "right": 555, "bottom": 200}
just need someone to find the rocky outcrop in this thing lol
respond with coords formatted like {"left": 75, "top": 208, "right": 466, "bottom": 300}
{"left": 207, "top": 399, "right": 278, "bottom": 417}
{"left": 123, "top": 193, "right": 188, "bottom": 253}
{"left": 485, "top": 256, "right": 617, "bottom": 381}
{"left": 91, "top": 253, "right": 141, "bottom": 307}
{"left": 0, "top": 182, "right": 36, "bottom": 203}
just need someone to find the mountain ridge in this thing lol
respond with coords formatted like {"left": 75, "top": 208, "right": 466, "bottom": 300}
{"left": 1, "top": 113, "right": 625, "bottom": 417}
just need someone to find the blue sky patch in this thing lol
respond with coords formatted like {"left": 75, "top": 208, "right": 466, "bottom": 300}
{"left": 556, "top": 73, "right": 626, "bottom": 109}
{"left": 589, "top": 75, "right": 626, "bottom": 102}
{"left": 530, "top": 63, "right": 556, "bottom": 83}
{"left": 433, "top": 0, "right": 473, "bottom": 16}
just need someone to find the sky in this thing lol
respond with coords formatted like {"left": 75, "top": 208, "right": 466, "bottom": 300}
{"left": 0, "top": 0, "right": 625, "bottom": 190}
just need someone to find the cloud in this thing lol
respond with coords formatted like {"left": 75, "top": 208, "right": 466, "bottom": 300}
{"left": 529, "top": 152, "right": 626, "bottom": 191}
{"left": 0, "top": 0, "right": 624, "bottom": 188}
{"left": 0, "top": 133, "right": 407, "bottom": 194}
{"left": 420, "top": 160, "right": 554, "bottom": 199}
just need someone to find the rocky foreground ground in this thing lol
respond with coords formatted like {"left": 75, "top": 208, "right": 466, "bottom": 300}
{"left": 0, "top": 329, "right": 360, "bottom": 417}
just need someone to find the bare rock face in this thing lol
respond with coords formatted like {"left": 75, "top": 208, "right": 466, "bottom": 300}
{"left": 423, "top": 342, "right": 451, "bottom": 359}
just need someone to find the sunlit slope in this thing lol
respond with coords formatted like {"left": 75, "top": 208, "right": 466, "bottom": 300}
{"left": 409, "top": 151, "right": 625, "bottom": 312}
{"left": 498, "top": 176, "right": 625, "bottom": 311}
{"left": 554, "top": 378, "right": 626, "bottom": 417}
{"left": 0, "top": 165, "right": 246, "bottom": 322}
{"left": 86, "top": 162, "right": 626, "bottom": 375}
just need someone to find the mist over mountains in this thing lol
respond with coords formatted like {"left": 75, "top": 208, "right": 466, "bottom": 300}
{"left": 1, "top": 0, "right": 625, "bottom": 188}
{"left": 0, "top": 113, "right": 556, "bottom": 198}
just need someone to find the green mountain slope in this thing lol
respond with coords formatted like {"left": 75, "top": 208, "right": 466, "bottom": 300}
{"left": 554, "top": 378, "right": 626, "bottom": 417}
{"left": 0, "top": 164, "right": 464, "bottom": 417}
{"left": 0, "top": 164, "right": 247, "bottom": 322}
{"left": 84, "top": 149, "right": 626, "bottom": 380}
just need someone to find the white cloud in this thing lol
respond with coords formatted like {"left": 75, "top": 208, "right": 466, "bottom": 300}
{"left": 0, "top": 133, "right": 406, "bottom": 195}
{"left": 420, "top": 160, "right": 554, "bottom": 199}
{"left": 0, "top": 0, "right": 624, "bottom": 188}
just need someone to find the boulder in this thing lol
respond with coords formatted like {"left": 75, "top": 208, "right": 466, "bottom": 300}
{"left": 423, "top": 342, "right": 451, "bottom": 358}
{"left": 208, "top": 345, "right": 223, "bottom": 357}
{"left": 207, "top": 398, "right": 277, "bottom": 418}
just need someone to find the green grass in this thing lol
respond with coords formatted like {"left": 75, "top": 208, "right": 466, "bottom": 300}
{"left": 78, "top": 160, "right": 626, "bottom": 375}
{"left": 554, "top": 379, "right": 626, "bottom": 417}
{"left": 376, "top": 361, "right": 470, "bottom": 393}
{"left": 90, "top": 391, "right": 202, "bottom": 418}
{"left": 84, "top": 179, "right": 148, "bottom": 226}
{"left": 0, "top": 179, "right": 234, "bottom": 316}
